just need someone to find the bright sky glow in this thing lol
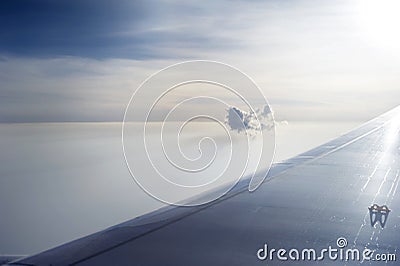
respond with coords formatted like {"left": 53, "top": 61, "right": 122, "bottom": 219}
{"left": 356, "top": 0, "right": 400, "bottom": 54}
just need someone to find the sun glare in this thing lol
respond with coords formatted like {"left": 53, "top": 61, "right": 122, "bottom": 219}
{"left": 356, "top": 0, "right": 400, "bottom": 53}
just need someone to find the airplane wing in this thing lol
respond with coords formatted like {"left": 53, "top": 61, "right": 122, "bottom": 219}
{"left": 7, "top": 106, "right": 400, "bottom": 265}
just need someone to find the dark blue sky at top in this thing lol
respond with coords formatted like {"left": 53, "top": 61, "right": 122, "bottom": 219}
{"left": 0, "top": 0, "right": 157, "bottom": 58}
{"left": 0, "top": 0, "right": 238, "bottom": 59}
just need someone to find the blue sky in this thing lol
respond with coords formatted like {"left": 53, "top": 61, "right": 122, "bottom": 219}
{"left": 1, "top": 0, "right": 152, "bottom": 58}
{"left": 0, "top": 0, "right": 243, "bottom": 59}
{"left": 0, "top": 0, "right": 400, "bottom": 122}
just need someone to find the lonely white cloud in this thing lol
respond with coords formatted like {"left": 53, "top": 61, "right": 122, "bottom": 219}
{"left": 225, "top": 105, "right": 275, "bottom": 135}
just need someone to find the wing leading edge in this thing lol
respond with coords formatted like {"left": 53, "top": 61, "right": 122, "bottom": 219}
{"left": 9, "top": 105, "right": 400, "bottom": 265}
